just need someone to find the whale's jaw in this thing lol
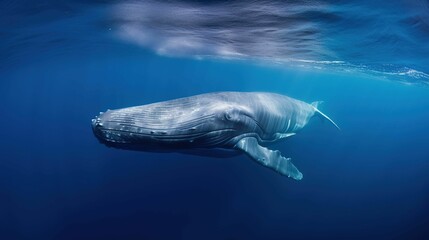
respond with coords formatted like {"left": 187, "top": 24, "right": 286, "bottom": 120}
{"left": 90, "top": 106, "right": 247, "bottom": 151}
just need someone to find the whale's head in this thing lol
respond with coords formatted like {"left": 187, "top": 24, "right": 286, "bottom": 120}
{"left": 91, "top": 100, "right": 261, "bottom": 151}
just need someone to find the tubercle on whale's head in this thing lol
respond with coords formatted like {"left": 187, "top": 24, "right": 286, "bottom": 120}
{"left": 91, "top": 111, "right": 107, "bottom": 144}
{"left": 91, "top": 110, "right": 127, "bottom": 146}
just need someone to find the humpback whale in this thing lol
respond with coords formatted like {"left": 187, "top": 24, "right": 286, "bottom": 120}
{"left": 92, "top": 92, "right": 339, "bottom": 180}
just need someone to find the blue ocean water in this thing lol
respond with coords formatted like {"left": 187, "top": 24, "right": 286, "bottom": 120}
{"left": 1, "top": 0, "right": 429, "bottom": 239}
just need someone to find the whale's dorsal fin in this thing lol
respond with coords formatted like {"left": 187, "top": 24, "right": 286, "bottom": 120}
{"left": 234, "top": 137, "right": 303, "bottom": 180}
{"left": 311, "top": 101, "right": 324, "bottom": 109}
{"left": 311, "top": 101, "right": 340, "bottom": 130}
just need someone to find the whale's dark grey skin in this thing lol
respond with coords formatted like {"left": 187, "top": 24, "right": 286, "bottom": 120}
{"left": 92, "top": 92, "right": 339, "bottom": 180}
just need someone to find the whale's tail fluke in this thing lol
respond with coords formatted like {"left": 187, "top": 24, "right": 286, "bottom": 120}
{"left": 311, "top": 101, "right": 341, "bottom": 130}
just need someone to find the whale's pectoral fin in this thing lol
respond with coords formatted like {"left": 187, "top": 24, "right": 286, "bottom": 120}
{"left": 234, "top": 137, "right": 303, "bottom": 180}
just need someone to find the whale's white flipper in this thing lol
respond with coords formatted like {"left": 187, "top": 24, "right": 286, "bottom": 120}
{"left": 235, "top": 137, "right": 303, "bottom": 180}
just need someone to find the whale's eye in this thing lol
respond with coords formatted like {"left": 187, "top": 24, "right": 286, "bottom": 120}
{"left": 225, "top": 109, "right": 241, "bottom": 122}
{"left": 225, "top": 112, "right": 232, "bottom": 120}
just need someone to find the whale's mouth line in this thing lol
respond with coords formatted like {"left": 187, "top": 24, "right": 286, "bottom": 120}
{"left": 98, "top": 127, "right": 238, "bottom": 142}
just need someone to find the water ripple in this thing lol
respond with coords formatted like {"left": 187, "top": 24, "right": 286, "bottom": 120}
{"left": 1, "top": 0, "right": 428, "bottom": 85}
{"left": 111, "top": 0, "right": 429, "bottom": 84}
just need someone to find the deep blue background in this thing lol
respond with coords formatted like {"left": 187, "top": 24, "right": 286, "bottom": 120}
{"left": 1, "top": 0, "right": 429, "bottom": 239}
{"left": 1, "top": 47, "right": 429, "bottom": 239}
